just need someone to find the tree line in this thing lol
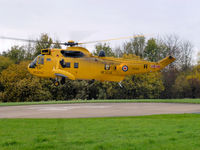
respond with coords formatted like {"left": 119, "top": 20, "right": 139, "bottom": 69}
{"left": 0, "top": 33, "right": 199, "bottom": 102}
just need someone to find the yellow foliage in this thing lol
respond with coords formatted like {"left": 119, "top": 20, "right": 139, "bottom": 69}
{"left": 0, "top": 56, "right": 13, "bottom": 72}
{"left": 0, "top": 61, "right": 52, "bottom": 102}
{"left": 0, "top": 61, "right": 31, "bottom": 88}
{"left": 198, "top": 52, "right": 200, "bottom": 65}
{"left": 122, "top": 72, "right": 164, "bottom": 99}
{"left": 186, "top": 64, "right": 200, "bottom": 81}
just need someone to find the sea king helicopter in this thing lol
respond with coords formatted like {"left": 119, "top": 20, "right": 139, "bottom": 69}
{"left": 0, "top": 35, "right": 175, "bottom": 86}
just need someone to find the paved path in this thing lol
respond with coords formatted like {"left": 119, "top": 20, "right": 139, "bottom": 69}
{"left": 0, "top": 103, "right": 200, "bottom": 118}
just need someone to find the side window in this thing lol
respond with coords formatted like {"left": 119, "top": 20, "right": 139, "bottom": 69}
{"left": 74, "top": 63, "right": 79, "bottom": 68}
{"left": 105, "top": 64, "right": 110, "bottom": 70}
{"left": 46, "top": 58, "right": 51, "bottom": 61}
{"left": 60, "top": 59, "right": 70, "bottom": 68}
{"left": 66, "top": 62, "right": 70, "bottom": 68}
{"left": 61, "top": 50, "right": 84, "bottom": 58}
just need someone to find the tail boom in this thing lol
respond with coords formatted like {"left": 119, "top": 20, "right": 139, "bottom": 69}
{"left": 158, "top": 56, "right": 176, "bottom": 69}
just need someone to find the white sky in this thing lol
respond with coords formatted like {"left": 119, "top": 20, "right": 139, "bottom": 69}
{"left": 0, "top": 0, "right": 200, "bottom": 62}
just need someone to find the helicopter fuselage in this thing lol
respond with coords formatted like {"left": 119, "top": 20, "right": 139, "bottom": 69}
{"left": 28, "top": 47, "right": 175, "bottom": 82}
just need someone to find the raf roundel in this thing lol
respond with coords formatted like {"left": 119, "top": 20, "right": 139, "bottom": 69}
{"left": 122, "top": 65, "right": 128, "bottom": 72}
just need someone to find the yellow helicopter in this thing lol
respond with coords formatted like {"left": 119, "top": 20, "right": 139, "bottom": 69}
{"left": 0, "top": 35, "right": 175, "bottom": 86}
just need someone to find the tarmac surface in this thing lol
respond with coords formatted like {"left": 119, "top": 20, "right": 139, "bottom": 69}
{"left": 1, "top": 103, "right": 200, "bottom": 118}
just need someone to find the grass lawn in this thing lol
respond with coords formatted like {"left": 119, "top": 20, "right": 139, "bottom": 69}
{"left": 1, "top": 99, "right": 200, "bottom": 106}
{"left": 0, "top": 114, "right": 200, "bottom": 150}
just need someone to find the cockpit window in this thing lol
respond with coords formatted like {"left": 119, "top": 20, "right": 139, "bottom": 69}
{"left": 61, "top": 50, "right": 84, "bottom": 58}
{"left": 29, "top": 54, "right": 44, "bottom": 68}
{"left": 29, "top": 57, "right": 37, "bottom": 68}
{"left": 38, "top": 57, "right": 44, "bottom": 64}
{"left": 33, "top": 57, "right": 37, "bottom": 64}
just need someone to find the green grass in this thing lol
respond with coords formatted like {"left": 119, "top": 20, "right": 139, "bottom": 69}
{"left": 0, "top": 114, "right": 200, "bottom": 150}
{"left": 1, "top": 99, "right": 200, "bottom": 106}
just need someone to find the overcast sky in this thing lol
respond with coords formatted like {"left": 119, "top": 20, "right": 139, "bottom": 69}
{"left": 0, "top": 0, "right": 200, "bottom": 62}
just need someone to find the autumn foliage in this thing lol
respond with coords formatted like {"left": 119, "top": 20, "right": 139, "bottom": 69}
{"left": 0, "top": 34, "right": 199, "bottom": 102}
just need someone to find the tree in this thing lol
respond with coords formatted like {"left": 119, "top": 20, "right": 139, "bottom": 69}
{"left": 114, "top": 46, "right": 123, "bottom": 58}
{"left": 172, "top": 74, "right": 191, "bottom": 98}
{"left": 2, "top": 46, "right": 26, "bottom": 63}
{"left": 173, "top": 67, "right": 200, "bottom": 98}
{"left": 144, "top": 38, "right": 160, "bottom": 62}
{"left": 179, "top": 41, "right": 193, "bottom": 71}
{"left": 53, "top": 40, "right": 62, "bottom": 49}
{"left": 0, "top": 61, "right": 52, "bottom": 102}
{"left": 162, "top": 35, "right": 181, "bottom": 58}
{"left": 0, "top": 33, "right": 198, "bottom": 101}
{"left": 160, "top": 34, "right": 193, "bottom": 70}
{"left": 93, "top": 43, "right": 115, "bottom": 57}
{"left": 0, "top": 56, "right": 14, "bottom": 95}
{"left": 24, "top": 42, "right": 35, "bottom": 60}
{"left": 161, "top": 35, "right": 193, "bottom": 70}
{"left": 34, "top": 33, "right": 53, "bottom": 56}
{"left": 120, "top": 73, "right": 164, "bottom": 99}
{"left": 157, "top": 35, "right": 187, "bottom": 98}
{"left": 132, "top": 36, "right": 145, "bottom": 57}
{"left": 0, "top": 56, "right": 13, "bottom": 72}
{"left": 198, "top": 52, "right": 200, "bottom": 65}
{"left": 122, "top": 36, "right": 145, "bottom": 57}
{"left": 34, "top": 33, "right": 61, "bottom": 56}
{"left": 160, "top": 68, "right": 179, "bottom": 99}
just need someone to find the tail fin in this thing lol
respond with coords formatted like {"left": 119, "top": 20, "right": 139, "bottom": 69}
{"left": 158, "top": 56, "right": 176, "bottom": 68}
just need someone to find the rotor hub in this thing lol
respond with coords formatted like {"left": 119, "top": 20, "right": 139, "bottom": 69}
{"left": 64, "top": 40, "right": 78, "bottom": 47}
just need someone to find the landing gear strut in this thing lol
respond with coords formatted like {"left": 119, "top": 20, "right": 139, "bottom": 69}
{"left": 51, "top": 77, "right": 60, "bottom": 86}
{"left": 60, "top": 77, "right": 66, "bottom": 85}
{"left": 118, "top": 81, "right": 123, "bottom": 88}
{"left": 51, "top": 77, "right": 66, "bottom": 86}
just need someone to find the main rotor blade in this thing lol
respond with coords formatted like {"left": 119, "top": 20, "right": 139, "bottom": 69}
{"left": 78, "top": 35, "right": 147, "bottom": 45}
{"left": 0, "top": 36, "right": 38, "bottom": 43}
{"left": 0, "top": 36, "right": 61, "bottom": 45}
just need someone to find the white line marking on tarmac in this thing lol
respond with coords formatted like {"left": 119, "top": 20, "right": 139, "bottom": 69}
{"left": 27, "top": 106, "right": 111, "bottom": 111}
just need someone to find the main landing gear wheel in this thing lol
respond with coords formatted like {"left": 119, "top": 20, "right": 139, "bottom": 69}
{"left": 54, "top": 81, "right": 60, "bottom": 86}
{"left": 60, "top": 77, "right": 66, "bottom": 85}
